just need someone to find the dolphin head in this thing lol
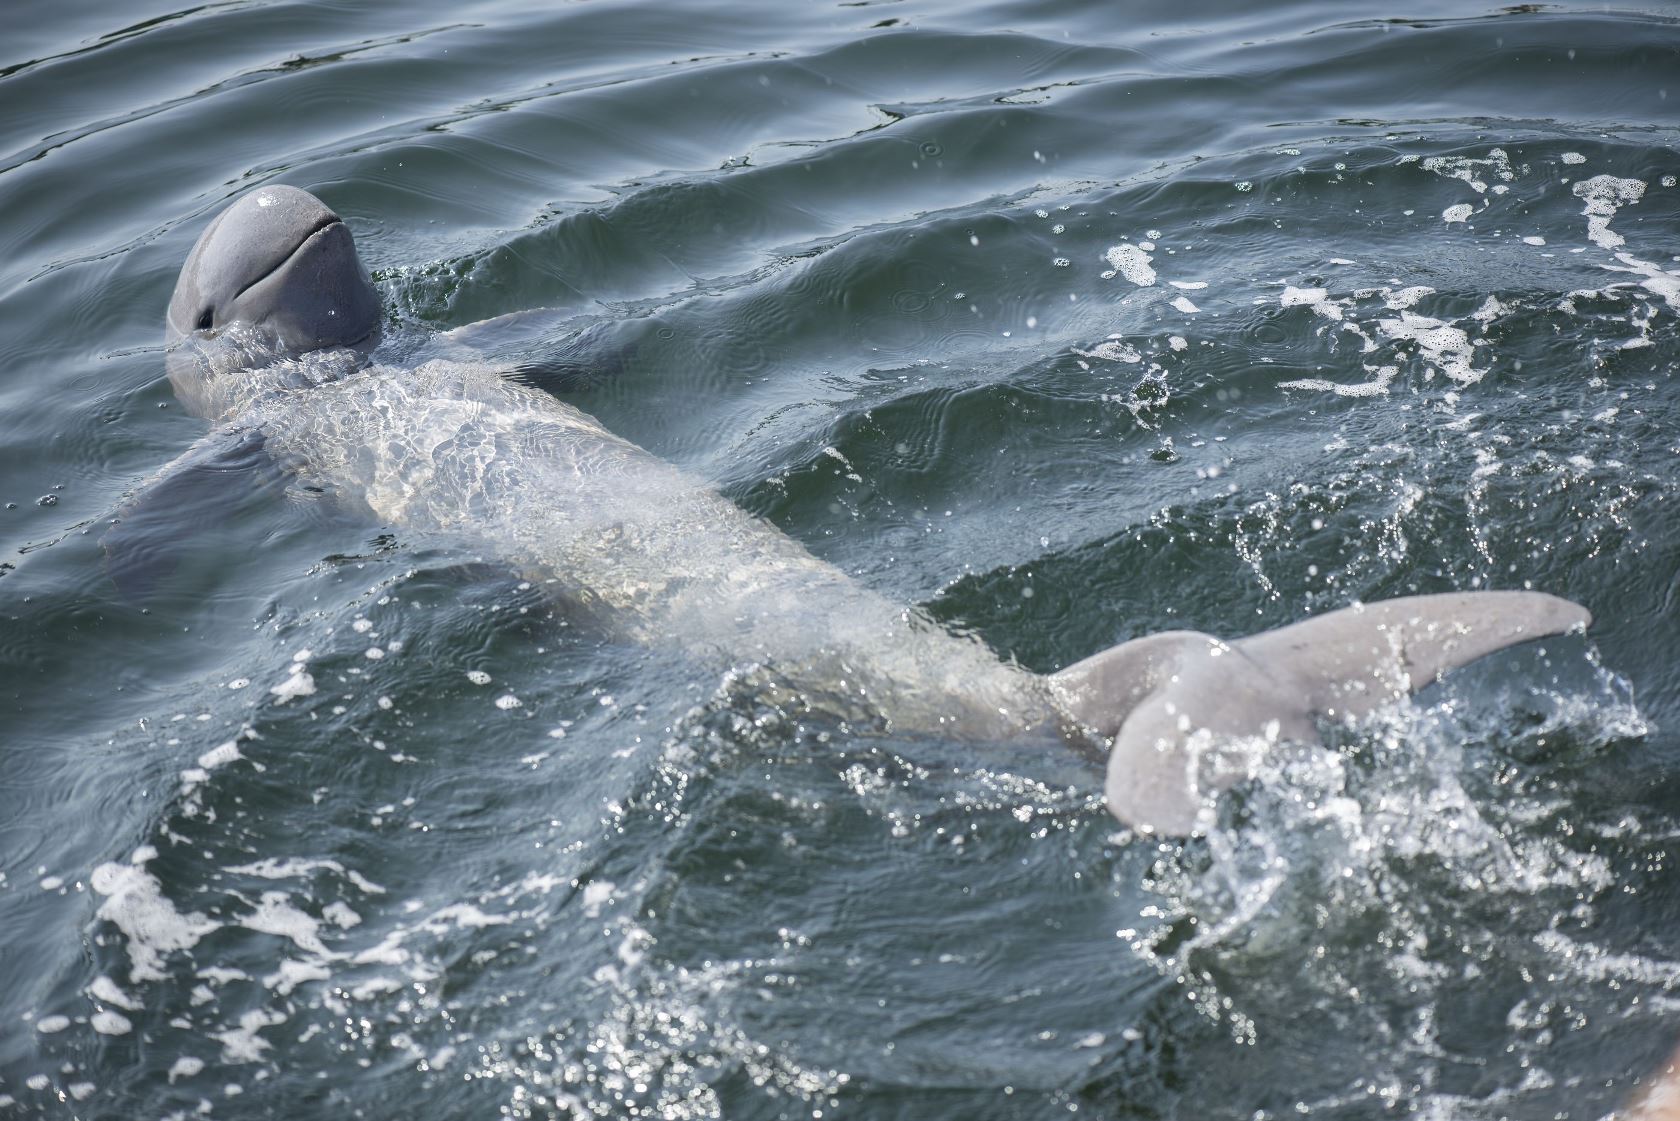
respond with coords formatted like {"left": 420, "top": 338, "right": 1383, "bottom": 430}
{"left": 167, "top": 185, "right": 381, "bottom": 355}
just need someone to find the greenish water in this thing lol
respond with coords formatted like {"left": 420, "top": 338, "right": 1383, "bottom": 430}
{"left": 3, "top": 2, "right": 1679, "bottom": 1118}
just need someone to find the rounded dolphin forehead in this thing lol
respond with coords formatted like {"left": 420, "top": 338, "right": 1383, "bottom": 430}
{"left": 186, "top": 185, "right": 341, "bottom": 297}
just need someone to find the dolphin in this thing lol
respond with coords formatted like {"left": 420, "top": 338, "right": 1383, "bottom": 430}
{"left": 157, "top": 185, "right": 1592, "bottom": 834}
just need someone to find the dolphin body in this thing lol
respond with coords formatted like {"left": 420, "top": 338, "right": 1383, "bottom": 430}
{"left": 160, "top": 186, "right": 1591, "bottom": 834}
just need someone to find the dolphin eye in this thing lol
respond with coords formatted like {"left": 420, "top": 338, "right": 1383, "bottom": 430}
{"left": 196, "top": 308, "right": 214, "bottom": 331}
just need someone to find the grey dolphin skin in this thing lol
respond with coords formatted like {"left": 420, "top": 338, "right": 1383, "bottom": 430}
{"left": 161, "top": 185, "right": 1592, "bottom": 835}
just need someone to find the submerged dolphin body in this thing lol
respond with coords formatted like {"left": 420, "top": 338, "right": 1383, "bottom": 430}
{"left": 160, "top": 185, "right": 1591, "bottom": 834}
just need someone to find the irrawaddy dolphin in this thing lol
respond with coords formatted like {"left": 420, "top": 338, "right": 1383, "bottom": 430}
{"left": 155, "top": 185, "right": 1591, "bottom": 834}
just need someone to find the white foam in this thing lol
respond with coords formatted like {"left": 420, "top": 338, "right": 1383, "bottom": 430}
{"left": 168, "top": 1057, "right": 205, "bottom": 1084}
{"left": 1572, "top": 175, "right": 1646, "bottom": 249}
{"left": 35, "top": 1015, "right": 70, "bottom": 1034}
{"left": 90, "top": 862, "right": 219, "bottom": 982}
{"left": 345, "top": 870, "right": 387, "bottom": 895}
{"left": 1522, "top": 235, "right": 1546, "bottom": 246}
{"left": 1280, "top": 286, "right": 1343, "bottom": 320}
{"left": 270, "top": 665, "right": 316, "bottom": 703}
{"left": 1560, "top": 151, "right": 1586, "bottom": 165}
{"left": 351, "top": 930, "right": 411, "bottom": 967}
{"left": 227, "top": 856, "right": 332, "bottom": 879}
{"left": 1279, "top": 365, "right": 1398, "bottom": 397}
{"left": 213, "top": 1009, "right": 286, "bottom": 1064}
{"left": 1442, "top": 203, "right": 1473, "bottom": 224}
{"left": 1376, "top": 312, "right": 1483, "bottom": 384}
{"left": 1074, "top": 339, "right": 1142, "bottom": 363}
{"left": 90, "top": 1010, "right": 132, "bottom": 1035}
{"left": 197, "top": 741, "right": 241, "bottom": 770}
{"left": 466, "top": 669, "right": 492, "bottom": 686}
{"left": 1168, "top": 280, "right": 1208, "bottom": 290}
{"left": 322, "top": 901, "right": 362, "bottom": 928}
{"left": 87, "top": 975, "right": 140, "bottom": 1011}
{"left": 582, "top": 880, "right": 615, "bottom": 918}
{"left": 1533, "top": 929, "right": 1680, "bottom": 986}
{"left": 427, "top": 903, "right": 513, "bottom": 929}
{"left": 1605, "top": 251, "right": 1680, "bottom": 311}
{"left": 1421, "top": 148, "right": 1514, "bottom": 193}
{"left": 264, "top": 958, "right": 332, "bottom": 996}
{"left": 241, "top": 891, "right": 338, "bottom": 958}
{"left": 350, "top": 977, "right": 404, "bottom": 1000}
{"left": 1384, "top": 286, "right": 1434, "bottom": 310}
{"left": 1170, "top": 296, "right": 1201, "bottom": 314}
{"left": 224, "top": 856, "right": 385, "bottom": 894}
{"left": 616, "top": 928, "right": 646, "bottom": 970}
{"left": 1472, "top": 295, "right": 1508, "bottom": 324}
{"left": 1102, "top": 243, "right": 1157, "bottom": 286}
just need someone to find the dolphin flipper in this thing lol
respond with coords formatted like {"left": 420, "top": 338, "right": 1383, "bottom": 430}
{"left": 1050, "top": 592, "right": 1592, "bottom": 834}
{"left": 102, "top": 427, "right": 281, "bottom": 600}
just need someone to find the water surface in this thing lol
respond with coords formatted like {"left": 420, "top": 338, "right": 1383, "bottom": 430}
{"left": 3, "top": 1, "right": 1679, "bottom": 1117}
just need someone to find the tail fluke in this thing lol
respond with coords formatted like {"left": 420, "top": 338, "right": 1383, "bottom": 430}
{"left": 1049, "top": 592, "right": 1592, "bottom": 835}
{"left": 1234, "top": 592, "right": 1592, "bottom": 721}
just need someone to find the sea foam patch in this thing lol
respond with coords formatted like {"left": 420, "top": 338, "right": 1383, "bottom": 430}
{"left": 1101, "top": 242, "right": 1157, "bottom": 286}
{"left": 1573, "top": 175, "right": 1646, "bottom": 250}
{"left": 1422, "top": 148, "right": 1515, "bottom": 193}
{"left": 90, "top": 857, "right": 220, "bottom": 983}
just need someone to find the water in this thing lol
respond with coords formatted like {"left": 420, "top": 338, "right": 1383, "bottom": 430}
{"left": 3, "top": 1, "right": 1678, "bottom": 1117}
